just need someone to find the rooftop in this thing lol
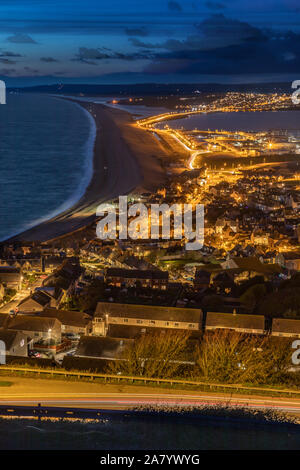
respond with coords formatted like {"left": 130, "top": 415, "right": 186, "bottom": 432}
{"left": 40, "top": 308, "right": 92, "bottom": 327}
{"left": 206, "top": 312, "right": 265, "bottom": 330}
{"left": 75, "top": 335, "right": 132, "bottom": 359}
{"left": 272, "top": 318, "right": 300, "bottom": 334}
{"left": 95, "top": 302, "right": 202, "bottom": 323}
{"left": 106, "top": 268, "right": 168, "bottom": 280}
{"left": 7, "top": 315, "right": 61, "bottom": 333}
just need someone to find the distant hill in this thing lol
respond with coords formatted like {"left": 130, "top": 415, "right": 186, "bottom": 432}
{"left": 8, "top": 82, "right": 292, "bottom": 96}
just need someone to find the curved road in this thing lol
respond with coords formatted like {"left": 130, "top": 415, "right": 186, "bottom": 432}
{"left": 1, "top": 392, "right": 300, "bottom": 414}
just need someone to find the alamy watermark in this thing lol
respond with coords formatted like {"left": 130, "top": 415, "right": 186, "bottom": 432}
{"left": 0, "top": 81, "right": 6, "bottom": 105}
{"left": 292, "top": 80, "right": 300, "bottom": 105}
{"left": 96, "top": 196, "right": 204, "bottom": 250}
{"left": 0, "top": 340, "right": 6, "bottom": 364}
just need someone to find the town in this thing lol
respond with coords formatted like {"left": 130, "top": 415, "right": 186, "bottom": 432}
{"left": 0, "top": 91, "right": 300, "bottom": 387}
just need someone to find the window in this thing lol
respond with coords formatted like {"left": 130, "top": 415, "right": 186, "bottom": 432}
{"left": 174, "top": 323, "right": 179, "bottom": 327}
{"left": 188, "top": 324, "right": 195, "bottom": 329}
{"left": 123, "top": 318, "right": 128, "bottom": 323}
{"left": 137, "top": 319, "right": 143, "bottom": 324}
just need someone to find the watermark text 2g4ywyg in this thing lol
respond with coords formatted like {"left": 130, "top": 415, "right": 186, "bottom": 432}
{"left": 96, "top": 196, "right": 204, "bottom": 251}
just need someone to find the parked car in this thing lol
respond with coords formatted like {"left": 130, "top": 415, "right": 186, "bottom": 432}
{"left": 29, "top": 350, "right": 41, "bottom": 358}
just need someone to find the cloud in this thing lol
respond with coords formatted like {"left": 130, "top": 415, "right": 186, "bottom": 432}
{"left": 205, "top": 1, "right": 226, "bottom": 10}
{"left": 168, "top": 1, "right": 182, "bottom": 12}
{"left": 73, "top": 47, "right": 153, "bottom": 65}
{"left": 140, "top": 15, "right": 300, "bottom": 75}
{"left": 23, "top": 66, "right": 39, "bottom": 74}
{"left": 73, "top": 47, "right": 112, "bottom": 64}
{"left": 7, "top": 33, "right": 37, "bottom": 44}
{"left": 283, "top": 51, "right": 296, "bottom": 61}
{"left": 145, "top": 32, "right": 300, "bottom": 75}
{"left": 0, "top": 51, "right": 22, "bottom": 58}
{"left": 129, "top": 38, "right": 159, "bottom": 48}
{"left": 125, "top": 27, "right": 148, "bottom": 37}
{"left": 40, "top": 57, "right": 59, "bottom": 62}
{"left": 0, "top": 68, "right": 16, "bottom": 76}
{"left": 0, "top": 58, "right": 16, "bottom": 64}
{"left": 131, "top": 15, "right": 266, "bottom": 53}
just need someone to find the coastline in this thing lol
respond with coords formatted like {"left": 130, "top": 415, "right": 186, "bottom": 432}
{"left": 0, "top": 98, "right": 97, "bottom": 242}
{"left": 4, "top": 99, "right": 169, "bottom": 243}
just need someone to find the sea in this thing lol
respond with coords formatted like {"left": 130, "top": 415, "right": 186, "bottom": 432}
{"left": 0, "top": 93, "right": 96, "bottom": 241}
{"left": 156, "top": 110, "right": 300, "bottom": 133}
{"left": 0, "top": 416, "right": 300, "bottom": 450}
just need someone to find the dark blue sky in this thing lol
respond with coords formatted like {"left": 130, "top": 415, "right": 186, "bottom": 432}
{"left": 0, "top": 0, "right": 299, "bottom": 84}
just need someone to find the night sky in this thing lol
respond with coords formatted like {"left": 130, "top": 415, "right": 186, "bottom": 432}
{"left": 0, "top": 0, "right": 299, "bottom": 84}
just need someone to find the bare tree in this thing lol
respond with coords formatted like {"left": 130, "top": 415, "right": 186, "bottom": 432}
{"left": 194, "top": 330, "right": 270, "bottom": 384}
{"left": 107, "top": 330, "right": 190, "bottom": 378}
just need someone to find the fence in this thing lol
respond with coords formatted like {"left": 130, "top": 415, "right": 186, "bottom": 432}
{"left": 1, "top": 364, "right": 300, "bottom": 396}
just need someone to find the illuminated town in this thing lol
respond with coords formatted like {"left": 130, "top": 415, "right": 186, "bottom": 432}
{"left": 2, "top": 0, "right": 300, "bottom": 454}
{"left": 1, "top": 91, "right": 300, "bottom": 360}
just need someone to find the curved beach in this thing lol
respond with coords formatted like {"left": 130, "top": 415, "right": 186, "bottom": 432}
{"left": 5, "top": 100, "right": 169, "bottom": 242}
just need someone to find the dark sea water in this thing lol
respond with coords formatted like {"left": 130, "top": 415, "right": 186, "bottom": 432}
{"left": 1, "top": 417, "right": 300, "bottom": 450}
{"left": 0, "top": 93, "right": 95, "bottom": 241}
{"left": 158, "top": 110, "right": 300, "bottom": 132}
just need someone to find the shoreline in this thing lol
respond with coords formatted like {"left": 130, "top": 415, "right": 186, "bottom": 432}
{"left": 3, "top": 98, "right": 169, "bottom": 243}
{"left": 0, "top": 98, "right": 97, "bottom": 242}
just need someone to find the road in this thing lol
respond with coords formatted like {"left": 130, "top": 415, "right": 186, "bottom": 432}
{"left": 0, "top": 288, "right": 31, "bottom": 313}
{"left": 1, "top": 392, "right": 300, "bottom": 414}
{"left": 2, "top": 375, "right": 300, "bottom": 416}
{"left": 0, "top": 275, "right": 46, "bottom": 314}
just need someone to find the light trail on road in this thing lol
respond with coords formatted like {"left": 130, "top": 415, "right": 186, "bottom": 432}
{"left": 1, "top": 393, "right": 300, "bottom": 413}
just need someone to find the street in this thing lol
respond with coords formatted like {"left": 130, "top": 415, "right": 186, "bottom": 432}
{"left": 1, "top": 375, "right": 300, "bottom": 415}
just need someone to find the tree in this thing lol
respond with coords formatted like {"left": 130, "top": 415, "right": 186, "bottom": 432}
{"left": 258, "top": 288, "right": 300, "bottom": 318}
{"left": 194, "top": 330, "right": 293, "bottom": 385}
{"left": 240, "top": 283, "right": 266, "bottom": 311}
{"left": 194, "top": 330, "right": 267, "bottom": 383}
{"left": 107, "top": 330, "right": 190, "bottom": 378}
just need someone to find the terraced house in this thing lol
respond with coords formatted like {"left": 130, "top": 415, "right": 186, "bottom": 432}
{"left": 105, "top": 268, "right": 169, "bottom": 289}
{"left": 93, "top": 302, "right": 203, "bottom": 337}
{"left": 205, "top": 312, "right": 266, "bottom": 335}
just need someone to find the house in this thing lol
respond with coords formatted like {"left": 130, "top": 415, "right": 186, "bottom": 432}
{"left": 34, "top": 286, "right": 63, "bottom": 307}
{"left": 6, "top": 315, "right": 62, "bottom": 343}
{"left": 17, "top": 290, "right": 52, "bottom": 313}
{"left": 0, "top": 266, "right": 22, "bottom": 290}
{"left": 0, "top": 283, "right": 4, "bottom": 301}
{"left": 43, "top": 257, "right": 82, "bottom": 295}
{"left": 105, "top": 268, "right": 169, "bottom": 290}
{"left": 75, "top": 336, "right": 133, "bottom": 359}
{"left": 205, "top": 312, "right": 265, "bottom": 334}
{"left": 42, "top": 256, "right": 66, "bottom": 273}
{"left": 211, "top": 271, "right": 235, "bottom": 291}
{"left": 221, "top": 256, "right": 282, "bottom": 281}
{"left": 0, "top": 315, "right": 9, "bottom": 328}
{"left": 0, "top": 329, "right": 30, "bottom": 357}
{"left": 276, "top": 252, "right": 300, "bottom": 271}
{"left": 39, "top": 308, "right": 92, "bottom": 336}
{"left": 0, "top": 258, "right": 42, "bottom": 272}
{"left": 272, "top": 318, "right": 300, "bottom": 338}
{"left": 93, "top": 302, "right": 203, "bottom": 336}
{"left": 251, "top": 230, "right": 269, "bottom": 246}
{"left": 215, "top": 217, "right": 238, "bottom": 234}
